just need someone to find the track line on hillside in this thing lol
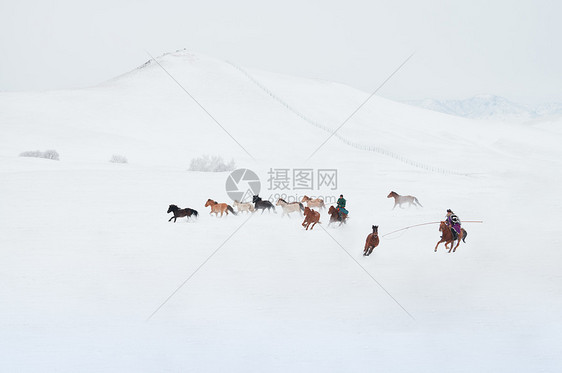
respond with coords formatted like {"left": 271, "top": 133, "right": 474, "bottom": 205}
{"left": 306, "top": 53, "right": 415, "bottom": 161}
{"left": 227, "top": 61, "right": 466, "bottom": 175}
{"left": 318, "top": 225, "right": 416, "bottom": 321}
{"left": 146, "top": 51, "right": 256, "bottom": 160}
{"left": 146, "top": 214, "right": 254, "bottom": 321}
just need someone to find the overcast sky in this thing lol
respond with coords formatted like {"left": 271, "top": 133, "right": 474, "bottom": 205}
{"left": 1, "top": 0, "right": 560, "bottom": 105}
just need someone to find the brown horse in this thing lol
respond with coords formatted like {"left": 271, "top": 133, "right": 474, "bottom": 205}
{"left": 387, "top": 191, "right": 422, "bottom": 209}
{"left": 205, "top": 199, "right": 237, "bottom": 217}
{"left": 435, "top": 221, "right": 467, "bottom": 253}
{"left": 328, "top": 205, "right": 347, "bottom": 226}
{"left": 167, "top": 204, "right": 198, "bottom": 222}
{"left": 302, "top": 206, "right": 321, "bottom": 230}
{"left": 301, "top": 195, "right": 325, "bottom": 210}
{"left": 364, "top": 225, "right": 379, "bottom": 256}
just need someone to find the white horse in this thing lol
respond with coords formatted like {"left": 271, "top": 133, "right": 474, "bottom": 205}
{"left": 387, "top": 191, "right": 423, "bottom": 209}
{"left": 276, "top": 198, "right": 304, "bottom": 217}
{"left": 301, "top": 195, "right": 325, "bottom": 210}
{"left": 233, "top": 200, "right": 255, "bottom": 213}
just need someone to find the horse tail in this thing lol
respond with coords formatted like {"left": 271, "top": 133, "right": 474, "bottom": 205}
{"left": 227, "top": 205, "right": 237, "bottom": 215}
{"left": 414, "top": 197, "right": 423, "bottom": 207}
{"left": 462, "top": 228, "right": 467, "bottom": 243}
{"left": 299, "top": 202, "right": 304, "bottom": 211}
{"left": 192, "top": 209, "right": 198, "bottom": 218}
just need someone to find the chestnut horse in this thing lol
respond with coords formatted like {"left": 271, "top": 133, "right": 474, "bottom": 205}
{"left": 387, "top": 191, "right": 422, "bottom": 209}
{"left": 301, "top": 195, "right": 325, "bottom": 210}
{"left": 364, "top": 225, "right": 379, "bottom": 256}
{"left": 328, "top": 205, "right": 347, "bottom": 226}
{"left": 435, "top": 221, "right": 467, "bottom": 253}
{"left": 167, "top": 204, "right": 198, "bottom": 222}
{"left": 205, "top": 199, "right": 237, "bottom": 217}
{"left": 302, "top": 206, "right": 321, "bottom": 230}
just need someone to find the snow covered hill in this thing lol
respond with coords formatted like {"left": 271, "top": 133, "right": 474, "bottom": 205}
{"left": 1, "top": 51, "right": 561, "bottom": 372}
{"left": 405, "top": 94, "right": 562, "bottom": 122}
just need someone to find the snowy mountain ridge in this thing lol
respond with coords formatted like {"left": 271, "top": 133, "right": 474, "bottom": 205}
{"left": 404, "top": 94, "right": 562, "bottom": 121}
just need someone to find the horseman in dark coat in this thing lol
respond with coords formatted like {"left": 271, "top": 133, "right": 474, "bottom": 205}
{"left": 336, "top": 194, "right": 348, "bottom": 219}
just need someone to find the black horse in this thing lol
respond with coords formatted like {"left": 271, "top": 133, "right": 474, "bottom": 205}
{"left": 167, "top": 204, "right": 198, "bottom": 222}
{"left": 252, "top": 195, "right": 276, "bottom": 214}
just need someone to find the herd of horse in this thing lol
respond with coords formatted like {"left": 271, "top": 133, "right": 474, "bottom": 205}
{"left": 167, "top": 191, "right": 468, "bottom": 254}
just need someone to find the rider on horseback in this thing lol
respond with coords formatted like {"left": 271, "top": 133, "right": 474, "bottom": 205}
{"left": 336, "top": 194, "right": 348, "bottom": 220}
{"left": 445, "top": 209, "right": 461, "bottom": 240}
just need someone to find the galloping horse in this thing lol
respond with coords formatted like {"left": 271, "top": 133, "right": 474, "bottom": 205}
{"left": 301, "top": 195, "right": 325, "bottom": 210}
{"left": 435, "top": 221, "right": 467, "bottom": 253}
{"left": 276, "top": 198, "right": 304, "bottom": 217}
{"left": 253, "top": 195, "right": 276, "bottom": 214}
{"left": 167, "top": 204, "right": 198, "bottom": 222}
{"left": 302, "top": 207, "right": 321, "bottom": 230}
{"left": 205, "top": 199, "right": 237, "bottom": 217}
{"left": 328, "top": 205, "right": 347, "bottom": 226}
{"left": 387, "top": 191, "right": 423, "bottom": 209}
{"left": 364, "top": 225, "right": 379, "bottom": 256}
{"left": 233, "top": 200, "right": 255, "bottom": 213}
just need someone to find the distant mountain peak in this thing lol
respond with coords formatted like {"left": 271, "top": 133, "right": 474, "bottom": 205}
{"left": 404, "top": 95, "right": 562, "bottom": 122}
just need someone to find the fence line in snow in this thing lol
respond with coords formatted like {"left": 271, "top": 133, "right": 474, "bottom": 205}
{"left": 227, "top": 61, "right": 467, "bottom": 176}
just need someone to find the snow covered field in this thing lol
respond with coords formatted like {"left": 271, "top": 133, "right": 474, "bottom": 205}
{"left": 1, "top": 51, "right": 561, "bottom": 372}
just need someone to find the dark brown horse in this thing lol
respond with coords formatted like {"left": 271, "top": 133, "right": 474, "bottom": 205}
{"left": 253, "top": 195, "right": 276, "bottom": 214}
{"left": 328, "top": 205, "right": 347, "bottom": 226}
{"left": 435, "top": 221, "right": 467, "bottom": 253}
{"left": 364, "top": 225, "right": 379, "bottom": 256}
{"left": 302, "top": 206, "right": 321, "bottom": 230}
{"left": 167, "top": 204, "right": 198, "bottom": 222}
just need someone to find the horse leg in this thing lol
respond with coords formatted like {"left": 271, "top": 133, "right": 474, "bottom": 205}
{"left": 168, "top": 216, "right": 174, "bottom": 222}
{"left": 435, "top": 240, "right": 443, "bottom": 252}
{"left": 453, "top": 235, "right": 462, "bottom": 252}
{"left": 310, "top": 221, "right": 317, "bottom": 230}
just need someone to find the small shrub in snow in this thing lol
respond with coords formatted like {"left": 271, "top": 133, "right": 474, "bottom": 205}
{"left": 110, "top": 154, "right": 128, "bottom": 164}
{"left": 19, "top": 149, "right": 60, "bottom": 161}
{"left": 42, "top": 150, "right": 60, "bottom": 160}
{"left": 189, "top": 155, "right": 236, "bottom": 172}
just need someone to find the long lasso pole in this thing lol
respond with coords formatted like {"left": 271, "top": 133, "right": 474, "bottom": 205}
{"left": 381, "top": 221, "right": 483, "bottom": 238}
